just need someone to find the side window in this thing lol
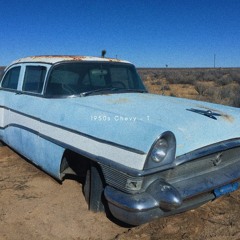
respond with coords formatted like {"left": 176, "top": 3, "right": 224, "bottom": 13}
{"left": 23, "top": 66, "right": 47, "bottom": 93}
{"left": 1, "top": 66, "right": 21, "bottom": 90}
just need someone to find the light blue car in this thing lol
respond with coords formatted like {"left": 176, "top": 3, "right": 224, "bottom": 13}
{"left": 1, "top": 56, "right": 240, "bottom": 225}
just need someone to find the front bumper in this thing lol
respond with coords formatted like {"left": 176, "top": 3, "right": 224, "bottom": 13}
{"left": 104, "top": 181, "right": 214, "bottom": 225}
{"left": 104, "top": 158, "right": 240, "bottom": 225}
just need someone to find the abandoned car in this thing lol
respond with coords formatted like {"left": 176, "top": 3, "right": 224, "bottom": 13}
{"left": 0, "top": 55, "right": 240, "bottom": 225}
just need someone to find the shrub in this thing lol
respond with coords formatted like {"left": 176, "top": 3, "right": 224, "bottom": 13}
{"left": 194, "top": 82, "right": 208, "bottom": 95}
{"left": 217, "top": 74, "right": 233, "bottom": 86}
{"left": 230, "top": 71, "right": 240, "bottom": 84}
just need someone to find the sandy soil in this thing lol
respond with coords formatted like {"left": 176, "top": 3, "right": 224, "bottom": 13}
{"left": 1, "top": 145, "right": 240, "bottom": 240}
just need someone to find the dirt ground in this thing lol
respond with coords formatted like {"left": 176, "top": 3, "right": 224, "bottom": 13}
{"left": 1, "top": 145, "right": 240, "bottom": 240}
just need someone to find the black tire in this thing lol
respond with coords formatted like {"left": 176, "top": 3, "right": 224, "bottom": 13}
{"left": 84, "top": 163, "right": 105, "bottom": 212}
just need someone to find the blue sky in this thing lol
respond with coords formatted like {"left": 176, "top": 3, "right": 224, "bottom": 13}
{"left": 0, "top": 0, "right": 240, "bottom": 67}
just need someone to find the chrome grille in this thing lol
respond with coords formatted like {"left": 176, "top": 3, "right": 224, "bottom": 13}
{"left": 100, "top": 164, "right": 143, "bottom": 193}
{"left": 161, "top": 147, "right": 240, "bottom": 184}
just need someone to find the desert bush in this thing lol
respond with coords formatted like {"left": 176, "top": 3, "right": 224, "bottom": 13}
{"left": 139, "top": 68, "right": 240, "bottom": 85}
{"left": 161, "top": 84, "right": 170, "bottom": 91}
{"left": 139, "top": 68, "right": 240, "bottom": 107}
{"left": 202, "top": 71, "right": 217, "bottom": 82}
{"left": 228, "top": 85, "right": 240, "bottom": 107}
{"left": 194, "top": 82, "right": 208, "bottom": 95}
{"left": 207, "top": 85, "right": 240, "bottom": 107}
{"left": 230, "top": 71, "right": 240, "bottom": 84}
{"left": 205, "top": 87, "right": 217, "bottom": 97}
{"left": 232, "top": 95, "right": 240, "bottom": 107}
{"left": 217, "top": 74, "right": 233, "bottom": 86}
{"left": 219, "top": 86, "right": 232, "bottom": 100}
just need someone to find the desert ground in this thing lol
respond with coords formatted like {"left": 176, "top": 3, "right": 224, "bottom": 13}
{"left": 1, "top": 67, "right": 240, "bottom": 239}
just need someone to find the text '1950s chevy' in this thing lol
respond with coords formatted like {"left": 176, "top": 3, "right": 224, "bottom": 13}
{"left": 0, "top": 55, "right": 240, "bottom": 225}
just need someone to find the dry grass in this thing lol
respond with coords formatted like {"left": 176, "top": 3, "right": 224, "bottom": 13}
{"left": 138, "top": 68, "right": 240, "bottom": 107}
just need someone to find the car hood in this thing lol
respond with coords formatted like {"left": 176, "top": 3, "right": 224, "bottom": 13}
{"left": 52, "top": 93, "right": 240, "bottom": 157}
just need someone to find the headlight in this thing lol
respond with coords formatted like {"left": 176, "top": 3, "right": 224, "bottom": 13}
{"left": 151, "top": 138, "right": 168, "bottom": 162}
{"left": 144, "top": 131, "right": 176, "bottom": 169}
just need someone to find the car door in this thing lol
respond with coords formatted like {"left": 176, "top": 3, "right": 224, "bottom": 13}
{"left": 0, "top": 64, "right": 46, "bottom": 162}
{"left": 0, "top": 65, "right": 23, "bottom": 147}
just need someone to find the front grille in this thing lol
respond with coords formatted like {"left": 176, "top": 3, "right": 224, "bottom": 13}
{"left": 100, "top": 147, "right": 240, "bottom": 196}
{"left": 161, "top": 146, "right": 240, "bottom": 184}
{"left": 100, "top": 164, "right": 143, "bottom": 193}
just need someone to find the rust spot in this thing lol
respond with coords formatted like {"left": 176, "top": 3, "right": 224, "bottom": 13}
{"left": 221, "top": 114, "right": 234, "bottom": 122}
{"left": 30, "top": 55, "right": 87, "bottom": 61}
{"left": 108, "top": 58, "right": 122, "bottom": 62}
{"left": 14, "top": 55, "right": 128, "bottom": 64}
{"left": 108, "top": 98, "right": 130, "bottom": 104}
{"left": 29, "top": 55, "right": 121, "bottom": 62}
{"left": 197, "top": 105, "right": 234, "bottom": 122}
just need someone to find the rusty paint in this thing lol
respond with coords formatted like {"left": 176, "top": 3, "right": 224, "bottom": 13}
{"left": 32, "top": 55, "right": 85, "bottom": 60}
{"left": 108, "top": 58, "right": 122, "bottom": 63}
{"left": 108, "top": 98, "right": 130, "bottom": 104}
{"left": 12, "top": 55, "right": 129, "bottom": 65}
{"left": 197, "top": 105, "right": 234, "bottom": 122}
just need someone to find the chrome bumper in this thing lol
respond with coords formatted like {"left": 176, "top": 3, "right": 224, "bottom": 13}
{"left": 104, "top": 159, "right": 240, "bottom": 225}
{"left": 104, "top": 180, "right": 214, "bottom": 225}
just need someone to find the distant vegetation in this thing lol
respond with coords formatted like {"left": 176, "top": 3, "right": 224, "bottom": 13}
{"left": 138, "top": 68, "right": 240, "bottom": 107}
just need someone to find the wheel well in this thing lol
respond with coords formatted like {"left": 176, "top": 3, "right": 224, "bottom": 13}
{"left": 60, "top": 149, "right": 91, "bottom": 183}
{"left": 60, "top": 149, "right": 108, "bottom": 214}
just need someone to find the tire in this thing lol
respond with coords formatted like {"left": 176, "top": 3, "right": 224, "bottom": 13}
{"left": 84, "top": 163, "right": 105, "bottom": 212}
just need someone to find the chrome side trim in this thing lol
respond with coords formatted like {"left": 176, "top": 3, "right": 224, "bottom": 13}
{"left": 0, "top": 106, "right": 145, "bottom": 155}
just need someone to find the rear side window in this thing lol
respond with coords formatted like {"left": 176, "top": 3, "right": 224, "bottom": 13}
{"left": 23, "top": 66, "right": 46, "bottom": 93}
{"left": 1, "top": 66, "right": 21, "bottom": 90}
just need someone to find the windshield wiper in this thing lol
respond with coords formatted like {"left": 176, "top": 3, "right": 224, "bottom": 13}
{"left": 80, "top": 88, "right": 122, "bottom": 96}
{"left": 122, "top": 89, "right": 147, "bottom": 93}
{"left": 80, "top": 88, "right": 147, "bottom": 97}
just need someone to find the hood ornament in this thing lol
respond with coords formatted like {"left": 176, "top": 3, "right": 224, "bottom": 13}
{"left": 186, "top": 108, "right": 221, "bottom": 120}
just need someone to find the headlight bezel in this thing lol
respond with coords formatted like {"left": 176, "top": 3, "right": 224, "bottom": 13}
{"left": 144, "top": 131, "right": 176, "bottom": 169}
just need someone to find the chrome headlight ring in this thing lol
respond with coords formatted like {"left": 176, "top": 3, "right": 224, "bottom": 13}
{"left": 151, "top": 138, "right": 169, "bottom": 163}
{"left": 144, "top": 131, "right": 176, "bottom": 169}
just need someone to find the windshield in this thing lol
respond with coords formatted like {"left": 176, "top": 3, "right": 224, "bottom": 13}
{"left": 45, "top": 62, "right": 146, "bottom": 97}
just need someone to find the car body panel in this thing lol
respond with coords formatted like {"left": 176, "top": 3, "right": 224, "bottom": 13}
{"left": 1, "top": 89, "right": 240, "bottom": 171}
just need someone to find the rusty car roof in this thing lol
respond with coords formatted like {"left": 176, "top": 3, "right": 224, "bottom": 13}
{"left": 11, "top": 55, "right": 130, "bottom": 65}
